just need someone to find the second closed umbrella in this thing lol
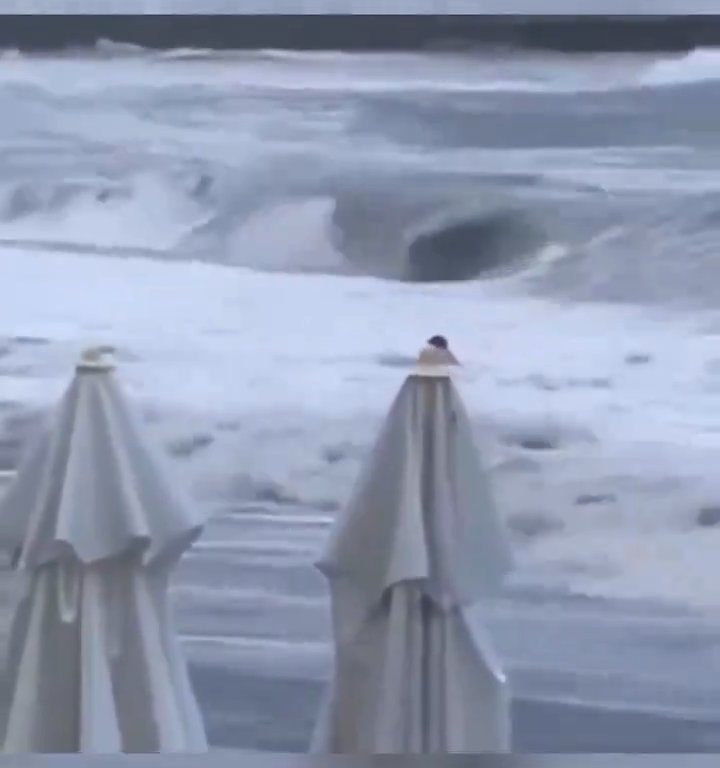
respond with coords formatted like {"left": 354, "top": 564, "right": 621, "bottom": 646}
{"left": 312, "top": 340, "right": 514, "bottom": 753}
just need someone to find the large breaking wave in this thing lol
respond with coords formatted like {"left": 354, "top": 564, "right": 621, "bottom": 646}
{"left": 3, "top": 168, "right": 720, "bottom": 304}
{"left": 0, "top": 174, "right": 548, "bottom": 281}
{"left": 2, "top": 45, "right": 720, "bottom": 303}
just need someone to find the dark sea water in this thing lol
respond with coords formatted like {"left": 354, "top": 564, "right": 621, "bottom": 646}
{"left": 7, "top": 10, "right": 720, "bottom": 54}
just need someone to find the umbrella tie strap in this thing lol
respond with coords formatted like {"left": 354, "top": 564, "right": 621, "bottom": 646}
{"left": 104, "top": 566, "right": 126, "bottom": 660}
{"left": 57, "top": 560, "right": 80, "bottom": 623}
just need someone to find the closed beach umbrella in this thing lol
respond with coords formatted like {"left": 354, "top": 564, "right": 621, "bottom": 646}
{"left": 312, "top": 338, "right": 514, "bottom": 753}
{"left": 0, "top": 349, "right": 208, "bottom": 753}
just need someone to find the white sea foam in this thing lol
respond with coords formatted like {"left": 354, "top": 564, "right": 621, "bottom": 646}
{"left": 642, "top": 47, "right": 720, "bottom": 87}
{"left": 222, "top": 197, "right": 345, "bottom": 273}
{"left": 0, "top": 173, "right": 208, "bottom": 251}
{"left": 3, "top": 245, "right": 720, "bottom": 614}
{"left": 0, "top": 47, "right": 671, "bottom": 96}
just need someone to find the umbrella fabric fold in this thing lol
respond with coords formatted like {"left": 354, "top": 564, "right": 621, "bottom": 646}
{"left": 0, "top": 363, "right": 207, "bottom": 753}
{"left": 313, "top": 374, "right": 513, "bottom": 753}
{"left": 0, "top": 371, "right": 203, "bottom": 568}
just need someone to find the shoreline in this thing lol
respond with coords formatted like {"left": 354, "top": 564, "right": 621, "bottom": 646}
{"left": 188, "top": 661, "right": 720, "bottom": 752}
{"left": 1, "top": 478, "right": 719, "bottom": 752}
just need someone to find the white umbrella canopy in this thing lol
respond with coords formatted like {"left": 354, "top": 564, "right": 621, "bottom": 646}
{"left": 0, "top": 349, "right": 208, "bottom": 753}
{"left": 312, "top": 340, "right": 514, "bottom": 754}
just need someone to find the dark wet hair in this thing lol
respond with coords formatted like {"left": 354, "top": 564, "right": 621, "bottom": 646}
{"left": 428, "top": 335, "right": 448, "bottom": 349}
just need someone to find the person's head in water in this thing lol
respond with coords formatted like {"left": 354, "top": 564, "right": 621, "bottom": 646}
{"left": 428, "top": 335, "right": 448, "bottom": 350}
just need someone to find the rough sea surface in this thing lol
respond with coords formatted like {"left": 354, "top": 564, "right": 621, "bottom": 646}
{"left": 1, "top": 46, "right": 720, "bottom": 751}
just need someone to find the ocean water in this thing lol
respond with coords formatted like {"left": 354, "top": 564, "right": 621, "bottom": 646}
{"left": 1, "top": 45, "right": 720, "bottom": 749}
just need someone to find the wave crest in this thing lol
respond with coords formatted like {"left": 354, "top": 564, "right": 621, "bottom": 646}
{"left": 642, "top": 47, "right": 720, "bottom": 88}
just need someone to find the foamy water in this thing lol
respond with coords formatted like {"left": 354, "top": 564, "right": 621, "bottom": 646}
{"left": 2, "top": 47, "right": 720, "bottom": 728}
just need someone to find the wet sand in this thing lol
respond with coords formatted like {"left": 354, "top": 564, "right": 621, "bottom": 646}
{"left": 0, "top": 558, "right": 718, "bottom": 753}
{"left": 0, "top": 475, "right": 719, "bottom": 753}
{"left": 189, "top": 662, "right": 720, "bottom": 753}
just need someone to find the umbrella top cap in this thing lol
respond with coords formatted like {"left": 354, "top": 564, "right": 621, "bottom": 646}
{"left": 76, "top": 345, "right": 116, "bottom": 373}
{"left": 413, "top": 336, "right": 460, "bottom": 378}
